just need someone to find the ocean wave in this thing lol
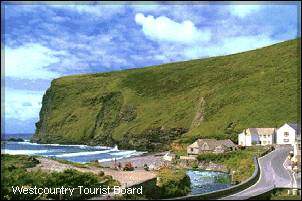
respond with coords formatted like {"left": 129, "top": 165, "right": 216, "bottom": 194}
{"left": 2, "top": 149, "right": 49, "bottom": 155}
{"left": 54, "top": 149, "right": 116, "bottom": 158}
{"left": 110, "top": 150, "right": 137, "bottom": 156}
{"left": 99, "top": 151, "right": 145, "bottom": 162}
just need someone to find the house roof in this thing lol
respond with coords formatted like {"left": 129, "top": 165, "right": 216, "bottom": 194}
{"left": 246, "top": 128, "right": 275, "bottom": 135}
{"left": 219, "top": 139, "right": 237, "bottom": 148}
{"left": 188, "top": 139, "right": 236, "bottom": 150}
{"left": 287, "top": 123, "right": 300, "bottom": 132}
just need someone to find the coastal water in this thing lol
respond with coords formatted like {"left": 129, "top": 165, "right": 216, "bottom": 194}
{"left": 1, "top": 134, "right": 145, "bottom": 163}
{"left": 187, "top": 170, "right": 232, "bottom": 195}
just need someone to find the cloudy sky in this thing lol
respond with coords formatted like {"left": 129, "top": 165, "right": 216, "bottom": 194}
{"left": 2, "top": 1, "right": 300, "bottom": 134}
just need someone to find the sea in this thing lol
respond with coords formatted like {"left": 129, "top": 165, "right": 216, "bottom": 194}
{"left": 1, "top": 133, "right": 145, "bottom": 163}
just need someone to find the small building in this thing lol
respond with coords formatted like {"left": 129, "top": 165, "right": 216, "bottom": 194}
{"left": 162, "top": 152, "right": 176, "bottom": 161}
{"left": 187, "top": 139, "right": 236, "bottom": 155}
{"left": 276, "top": 123, "right": 300, "bottom": 145}
{"left": 238, "top": 128, "right": 276, "bottom": 146}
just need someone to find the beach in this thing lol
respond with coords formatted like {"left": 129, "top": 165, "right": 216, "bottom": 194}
{"left": 27, "top": 154, "right": 165, "bottom": 188}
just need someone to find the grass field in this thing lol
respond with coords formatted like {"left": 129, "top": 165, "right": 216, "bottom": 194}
{"left": 33, "top": 39, "right": 300, "bottom": 151}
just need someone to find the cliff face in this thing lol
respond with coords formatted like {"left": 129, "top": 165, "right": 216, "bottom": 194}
{"left": 33, "top": 39, "right": 300, "bottom": 151}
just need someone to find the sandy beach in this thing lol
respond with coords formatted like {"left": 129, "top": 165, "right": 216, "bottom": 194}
{"left": 27, "top": 154, "right": 167, "bottom": 188}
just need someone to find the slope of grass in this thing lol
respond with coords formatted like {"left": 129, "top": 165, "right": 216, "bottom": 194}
{"left": 33, "top": 39, "right": 300, "bottom": 151}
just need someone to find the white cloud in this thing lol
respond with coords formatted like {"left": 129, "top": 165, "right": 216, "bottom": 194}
{"left": 4, "top": 43, "right": 64, "bottom": 80}
{"left": 135, "top": 13, "right": 211, "bottom": 44}
{"left": 184, "top": 34, "right": 278, "bottom": 59}
{"left": 228, "top": 5, "right": 263, "bottom": 18}
{"left": 4, "top": 88, "right": 44, "bottom": 121}
{"left": 51, "top": 4, "right": 125, "bottom": 19}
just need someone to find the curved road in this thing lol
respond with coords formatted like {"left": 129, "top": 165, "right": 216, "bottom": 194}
{"left": 221, "top": 146, "right": 300, "bottom": 200}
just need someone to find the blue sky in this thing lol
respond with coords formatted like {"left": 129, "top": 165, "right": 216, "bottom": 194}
{"left": 2, "top": 1, "right": 301, "bottom": 134}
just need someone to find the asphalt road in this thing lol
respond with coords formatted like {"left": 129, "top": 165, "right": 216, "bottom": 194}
{"left": 221, "top": 146, "right": 298, "bottom": 200}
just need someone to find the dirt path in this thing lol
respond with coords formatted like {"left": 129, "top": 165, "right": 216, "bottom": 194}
{"left": 28, "top": 158, "right": 157, "bottom": 187}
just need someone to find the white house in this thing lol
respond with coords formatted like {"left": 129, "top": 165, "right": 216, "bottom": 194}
{"left": 276, "top": 123, "right": 300, "bottom": 145}
{"left": 238, "top": 128, "right": 276, "bottom": 146}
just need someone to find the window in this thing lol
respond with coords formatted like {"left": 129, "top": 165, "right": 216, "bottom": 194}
{"left": 284, "top": 139, "right": 289, "bottom": 143}
{"left": 263, "top": 135, "right": 266, "bottom": 138}
{"left": 191, "top": 148, "right": 194, "bottom": 152}
{"left": 284, "top": 132, "right": 289, "bottom": 137}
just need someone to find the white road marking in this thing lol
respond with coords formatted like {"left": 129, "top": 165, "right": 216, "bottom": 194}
{"left": 293, "top": 172, "right": 297, "bottom": 188}
{"left": 283, "top": 157, "right": 294, "bottom": 188}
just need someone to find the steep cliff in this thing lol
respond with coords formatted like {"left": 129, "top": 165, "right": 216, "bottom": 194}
{"left": 32, "top": 39, "right": 300, "bottom": 151}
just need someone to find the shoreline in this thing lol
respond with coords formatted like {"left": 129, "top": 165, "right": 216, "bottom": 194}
{"left": 99, "top": 151, "right": 170, "bottom": 169}
{"left": 25, "top": 155, "right": 157, "bottom": 188}
{"left": 3, "top": 136, "right": 231, "bottom": 175}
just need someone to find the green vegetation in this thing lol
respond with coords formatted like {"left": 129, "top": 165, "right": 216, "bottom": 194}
{"left": 156, "top": 168, "right": 191, "bottom": 198}
{"left": 196, "top": 146, "right": 272, "bottom": 182}
{"left": 46, "top": 157, "right": 103, "bottom": 168}
{"left": 48, "top": 157, "right": 88, "bottom": 168}
{"left": 1, "top": 155, "right": 119, "bottom": 200}
{"left": 270, "top": 189, "right": 301, "bottom": 200}
{"left": 32, "top": 39, "right": 300, "bottom": 151}
{"left": 252, "top": 188, "right": 301, "bottom": 200}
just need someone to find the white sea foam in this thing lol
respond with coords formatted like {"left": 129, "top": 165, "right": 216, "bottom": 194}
{"left": 99, "top": 151, "right": 145, "bottom": 162}
{"left": 2, "top": 149, "right": 49, "bottom": 155}
{"left": 110, "top": 150, "right": 137, "bottom": 156}
{"left": 54, "top": 149, "right": 115, "bottom": 158}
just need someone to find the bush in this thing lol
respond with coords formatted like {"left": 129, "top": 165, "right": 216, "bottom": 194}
{"left": 197, "top": 152, "right": 232, "bottom": 163}
{"left": 98, "top": 171, "right": 105, "bottom": 177}
{"left": 157, "top": 168, "right": 191, "bottom": 198}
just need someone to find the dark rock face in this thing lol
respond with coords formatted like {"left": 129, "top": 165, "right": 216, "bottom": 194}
{"left": 32, "top": 83, "right": 189, "bottom": 151}
{"left": 89, "top": 92, "right": 123, "bottom": 146}
{"left": 118, "top": 127, "right": 188, "bottom": 152}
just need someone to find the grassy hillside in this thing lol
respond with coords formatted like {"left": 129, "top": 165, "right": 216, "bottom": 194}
{"left": 32, "top": 39, "right": 301, "bottom": 151}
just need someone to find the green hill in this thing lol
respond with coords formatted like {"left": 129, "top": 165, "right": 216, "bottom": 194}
{"left": 32, "top": 39, "right": 301, "bottom": 151}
